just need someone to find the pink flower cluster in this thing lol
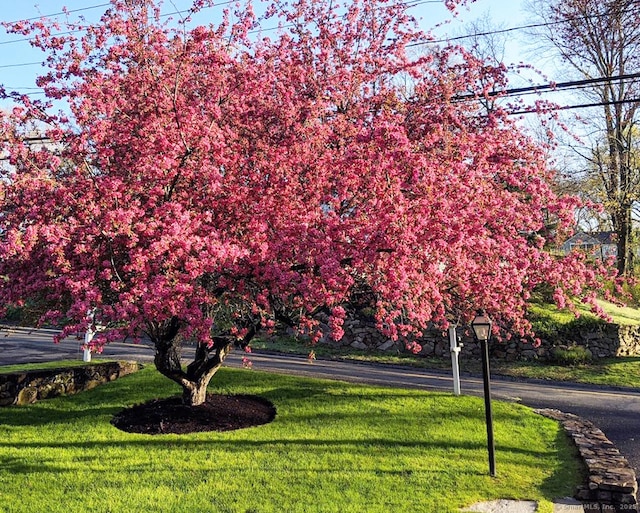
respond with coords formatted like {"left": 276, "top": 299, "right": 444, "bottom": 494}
{"left": 0, "top": 0, "right": 612, "bottom": 355}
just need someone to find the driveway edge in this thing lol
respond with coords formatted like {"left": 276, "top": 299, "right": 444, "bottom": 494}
{"left": 536, "top": 408, "right": 638, "bottom": 512}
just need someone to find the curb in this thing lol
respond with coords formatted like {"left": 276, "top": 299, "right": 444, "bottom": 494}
{"left": 536, "top": 409, "right": 638, "bottom": 512}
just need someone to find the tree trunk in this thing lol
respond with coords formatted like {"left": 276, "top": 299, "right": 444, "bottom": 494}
{"left": 150, "top": 318, "right": 235, "bottom": 407}
{"left": 613, "top": 207, "right": 632, "bottom": 276}
{"left": 154, "top": 341, "right": 229, "bottom": 406}
{"left": 182, "top": 379, "right": 210, "bottom": 406}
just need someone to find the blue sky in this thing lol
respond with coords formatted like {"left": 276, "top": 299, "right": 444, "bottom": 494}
{"left": 0, "top": 0, "right": 531, "bottom": 100}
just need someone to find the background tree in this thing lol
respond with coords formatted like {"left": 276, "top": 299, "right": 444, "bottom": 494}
{"left": 456, "top": 13, "right": 509, "bottom": 114}
{"left": 0, "top": 0, "right": 611, "bottom": 406}
{"left": 528, "top": 0, "right": 640, "bottom": 275}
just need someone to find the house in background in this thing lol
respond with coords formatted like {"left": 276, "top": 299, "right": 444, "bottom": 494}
{"left": 560, "top": 231, "right": 617, "bottom": 261}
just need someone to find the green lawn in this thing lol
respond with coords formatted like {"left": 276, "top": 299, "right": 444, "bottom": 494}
{"left": 530, "top": 298, "right": 640, "bottom": 326}
{"left": 489, "top": 357, "right": 640, "bottom": 388}
{"left": 0, "top": 359, "right": 115, "bottom": 374}
{"left": 253, "top": 335, "right": 640, "bottom": 389}
{"left": 0, "top": 365, "right": 580, "bottom": 513}
{"left": 594, "top": 299, "right": 640, "bottom": 325}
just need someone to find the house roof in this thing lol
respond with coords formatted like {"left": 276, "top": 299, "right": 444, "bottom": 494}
{"left": 591, "top": 231, "right": 616, "bottom": 245}
{"left": 563, "top": 231, "right": 616, "bottom": 246}
{"left": 563, "top": 232, "right": 599, "bottom": 246}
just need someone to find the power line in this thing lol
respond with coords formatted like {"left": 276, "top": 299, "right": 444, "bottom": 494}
{"left": 1, "top": 0, "right": 638, "bottom": 53}
{"left": 510, "top": 97, "right": 640, "bottom": 116}
{"left": 0, "top": 0, "right": 440, "bottom": 60}
{"left": 3, "top": 1, "right": 640, "bottom": 112}
{"left": 455, "top": 72, "right": 640, "bottom": 101}
{"left": 8, "top": 68, "right": 640, "bottom": 106}
{"left": 0, "top": 30, "right": 77, "bottom": 47}
{"left": 161, "top": 0, "right": 243, "bottom": 19}
{"left": 410, "top": 0, "right": 640, "bottom": 47}
{"left": 0, "top": 62, "right": 41, "bottom": 69}
{"left": 450, "top": 73, "right": 640, "bottom": 114}
{"left": 417, "top": 19, "right": 554, "bottom": 46}
{"left": 0, "top": 1, "right": 235, "bottom": 47}
{"left": 7, "top": 89, "right": 640, "bottom": 114}
{"left": 5, "top": 3, "right": 111, "bottom": 25}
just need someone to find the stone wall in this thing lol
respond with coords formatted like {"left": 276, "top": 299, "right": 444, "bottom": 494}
{"left": 313, "top": 315, "right": 640, "bottom": 361}
{"left": 537, "top": 409, "right": 638, "bottom": 512}
{"left": 0, "top": 361, "right": 140, "bottom": 406}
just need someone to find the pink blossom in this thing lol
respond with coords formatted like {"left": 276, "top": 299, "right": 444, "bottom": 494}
{"left": 0, "top": 0, "right": 614, "bottom": 397}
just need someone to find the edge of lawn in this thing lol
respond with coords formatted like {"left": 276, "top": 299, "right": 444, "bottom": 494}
{"left": 249, "top": 342, "right": 640, "bottom": 392}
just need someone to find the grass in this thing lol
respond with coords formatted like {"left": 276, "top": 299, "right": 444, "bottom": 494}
{"left": 597, "top": 300, "right": 640, "bottom": 325}
{"left": 530, "top": 299, "right": 640, "bottom": 326}
{"left": 0, "top": 365, "right": 581, "bottom": 513}
{"left": 252, "top": 336, "right": 640, "bottom": 389}
{"left": 488, "top": 357, "right": 640, "bottom": 388}
{"left": 0, "top": 360, "right": 115, "bottom": 374}
{"left": 527, "top": 298, "right": 640, "bottom": 348}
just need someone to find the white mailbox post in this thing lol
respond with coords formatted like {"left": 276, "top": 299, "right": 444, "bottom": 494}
{"left": 83, "top": 328, "right": 94, "bottom": 362}
{"left": 82, "top": 310, "right": 96, "bottom": 362}
{"left": 449, "top": 326, "right": 461, "bottom": 396}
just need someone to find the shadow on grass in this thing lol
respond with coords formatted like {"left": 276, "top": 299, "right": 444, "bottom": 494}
{"left": 0, "top": 456, "right": 487, "bottom": 480}
{"left": 0, "top": 437, "right": 489, "bottom": 450}
{"left": 538, "top": 427, "right": 587, "bottom": 501}
{"left": 0, "top": 396, "right": 138, "bottom": 427}
{"left": 0, "top": 435, "right": 496, "bottom": 478}
{"left": 0, "top": 414, "right": 558, "bottom": 467}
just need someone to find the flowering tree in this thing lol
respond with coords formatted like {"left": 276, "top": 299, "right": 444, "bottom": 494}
{"left": 0, "top": 0, "right": 610, "bottom": 405}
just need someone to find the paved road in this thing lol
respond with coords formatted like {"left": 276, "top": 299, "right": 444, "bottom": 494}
{"left": 2, "top": 325, "right": 640, "bottom": 476}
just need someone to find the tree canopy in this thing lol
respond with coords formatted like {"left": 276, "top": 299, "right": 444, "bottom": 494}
{"left": 0, "top": 0, "right": 612, "bottom": 404}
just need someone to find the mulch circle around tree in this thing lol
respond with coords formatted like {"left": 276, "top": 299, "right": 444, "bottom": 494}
{"left": 111, "top": 394, "right": 276, "bottom": 435}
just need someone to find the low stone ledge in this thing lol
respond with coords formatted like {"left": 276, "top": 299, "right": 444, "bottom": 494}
{"left": 0, "top": 361, "right": 141, "bottom": 406}
{"left": 536, "top": 408, "right": 638, "bottom": 512}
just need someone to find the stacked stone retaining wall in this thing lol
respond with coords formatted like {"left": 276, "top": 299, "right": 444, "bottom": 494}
{"left": 0, "top": 361, "right": 140, "bottom": 406}
{"left": 310, "top": 316, "right": 640, "bottom": 361}
{"left": 538, "top": 409, "right": 638, "bottom": 512}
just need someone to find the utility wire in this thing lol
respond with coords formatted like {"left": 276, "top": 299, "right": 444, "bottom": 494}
{"left": 0, "top": 62, "right": 42, "bottom": 69}
{"left": 1, "top": 0, "right": 639, "bottom": 51}
{"left": 2, "top": 1, "right": 640, "bottom": 112}
{"left": 161, "top": 0, "right": 244, "bottom": 19}
{"left": 510, "top": 97, "right": 640, "bottom": 116}
{"left": 0, "top": 30, "right": 77, "bottom": 47}
{"left": 9, "top": 71, "right": 640, "bottom": 107}
{"left": 4, "top": 3, "right": 111, "bottom": 25}
{"left": 454, "top": 72, "right": 640, "bottom": 101}
{"left": 0, "top": 1, "right": 233, "bottom": 47}
{"left": 410, "top": 0, "right": 640, "bottom": 46}
{"left": 3, "top": 98, "right": 640, "bottom": 160}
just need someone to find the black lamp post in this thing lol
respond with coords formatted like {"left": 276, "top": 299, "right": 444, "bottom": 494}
{"left": 471, "top": 313, "right": 496, "bottom": 477}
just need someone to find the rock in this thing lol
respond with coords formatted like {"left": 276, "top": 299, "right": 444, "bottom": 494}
{"left": 16, "top": 386, "right": 38, "bottom": 405}
{"left": 377, "top": 340, "right": 396, "bottom": 351}
{"left": 1, "top": 361, "right": 141, "bottom": 407}
{"left": 462, "top": 499, "right": 537, "bottom": 512}
{"left": 38, "top": 382, "right": 66, "bottom": 399}
{"left": 421, "top": 341, "right": 435, "bottom": 355}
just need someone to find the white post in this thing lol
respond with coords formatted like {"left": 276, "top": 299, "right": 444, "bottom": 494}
{"left": 83, "top": 328, "right": 93, "bottom": 362}
{"left": 83, "top": 310, "right": 96, "bottom": 362}
{"left": 449, "top": 326, "right": 461, "bottom": 396}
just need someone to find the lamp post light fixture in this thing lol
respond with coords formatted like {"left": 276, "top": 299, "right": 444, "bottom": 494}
{"left": 471, "top": 312, "right": 496, "bottom": 477}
